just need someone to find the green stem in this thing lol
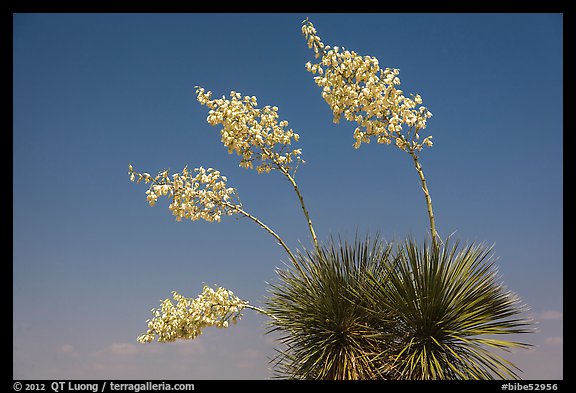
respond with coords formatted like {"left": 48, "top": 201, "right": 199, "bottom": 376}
{"left": 279, "top": 166, "right": 319, "bottom": 251}
{"left": 260, "top": 146, "right": 319, "bottom": 252}
{"left": 244, "top": 303, "right": 300, "bottom": 338}
{"left": 225, "top": 202, "right": 308, "bottom": 278}
{"left": 229, "top": 204, "right": 296, "bottom": 260}
{"left": 409, "top": 150, "right": 439, "bottom": 249}
{"left": 243, "top": 304, "right": 279, "bottom": 321}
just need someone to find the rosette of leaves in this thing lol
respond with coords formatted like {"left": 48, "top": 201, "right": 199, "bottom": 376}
{"left": 266, "top": 236, "right": 533, "bottom": 380}
{"left": 265, "top": 235, "right": 400, "bottom": 379}
{"left": 357, "top": 238, "right": 533, "bottom": 379}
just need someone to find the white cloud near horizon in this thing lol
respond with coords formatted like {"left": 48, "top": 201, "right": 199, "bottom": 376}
{"left": 538, "top": 310, "right": 563, "bottom": 320}
{"left": 544, "top": 336, "right": 563, "bottom": 346}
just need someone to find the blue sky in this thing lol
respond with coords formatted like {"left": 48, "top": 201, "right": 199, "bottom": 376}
{"left": 13, "top": 13, "right": 562, "bottom": 379}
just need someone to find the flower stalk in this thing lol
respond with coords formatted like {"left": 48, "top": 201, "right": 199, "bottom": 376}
{"left": 224, "top": 202, "right": 308, "bottom": 277}
{"left": 278, "top": 166, "right": 319, "bottom": 250}
{"left": 195, "top": 87, "right": 319, "bottom": 252}
{"left": 409, "top": 151, "right": 438, "bottom": 249}
{"left": 302, "top": 19, "right": 438, "bottom": 246}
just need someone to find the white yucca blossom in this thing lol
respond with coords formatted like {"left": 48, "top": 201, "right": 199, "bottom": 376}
{"left": 194, "top": 87, "right": 318, "bottom": 247}
{"left": 128, "top": 164, "right": 241, "bottom": 223}
{"left": 195, "top": 87, "right": 303, "bottom": 175}
{"left": 302, "top": 19, "right": 433, "bottom": 152}
{"left": 137, "top": 285, "right": 249, "bottom": 343}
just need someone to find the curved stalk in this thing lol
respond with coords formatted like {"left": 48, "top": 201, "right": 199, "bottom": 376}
{"left": 278, "top": 166, "right": 319, "bottom": 250}
{"left": 225, "top": 203, "right": 296, "bottom": 260}
{"left": 224, "top": 202, "right": 309, "bottom": 278}
{"left": 409, "top": 150, "right": 439, "bottom": 249}
{"left": 243, "top": 303, "right": 280, "bottom": 321}
{"left": 259, "top": 146, "right": 319, "bottom": 251}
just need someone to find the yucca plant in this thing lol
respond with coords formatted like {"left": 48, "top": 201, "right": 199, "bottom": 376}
{"left": 358, "top": 238, "right": 533, "bottom": 380}
{"left": 265, "top": 235, "right": 400, "bottom": 379}
{"left": 266, "top": 236, "right": 533, "bottom": 380}
{"left": 129, "top": 19, "right": 535, "bottom": 380}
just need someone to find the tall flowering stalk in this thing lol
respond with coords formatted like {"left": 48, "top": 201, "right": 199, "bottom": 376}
{"left": 195, "top": 88, "right": 319, "bottom": 250}
{"left": 301, "top": 18, "right": 438, "bottom": 248}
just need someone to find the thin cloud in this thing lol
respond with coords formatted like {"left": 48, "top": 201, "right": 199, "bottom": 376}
{"left": 544, "top": 336, "right": 563, "bottom": 346}
{"left": 93, "top": 342, "right": 163, "bottom": 358}
{"left": 172, "top": 340, "right": 206, "bottom": 356}
{"left": 58, "top": 344, "right": 79, "bottom": 357}
{"left": 539, "top": 310, "right": 563, "bottom": 320}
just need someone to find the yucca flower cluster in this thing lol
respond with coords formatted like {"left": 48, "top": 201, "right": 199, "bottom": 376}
{"left": 195, "top": 87, "right": 303, "bottom": 175}
{"left": 128, "top": 164, "right": 241, "bottom": 223}
{"left": 137, "top": 286, "right": 248, "bottom": 343}
{"left": 302, "top": 19, "right": 433, "bottom": 152}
